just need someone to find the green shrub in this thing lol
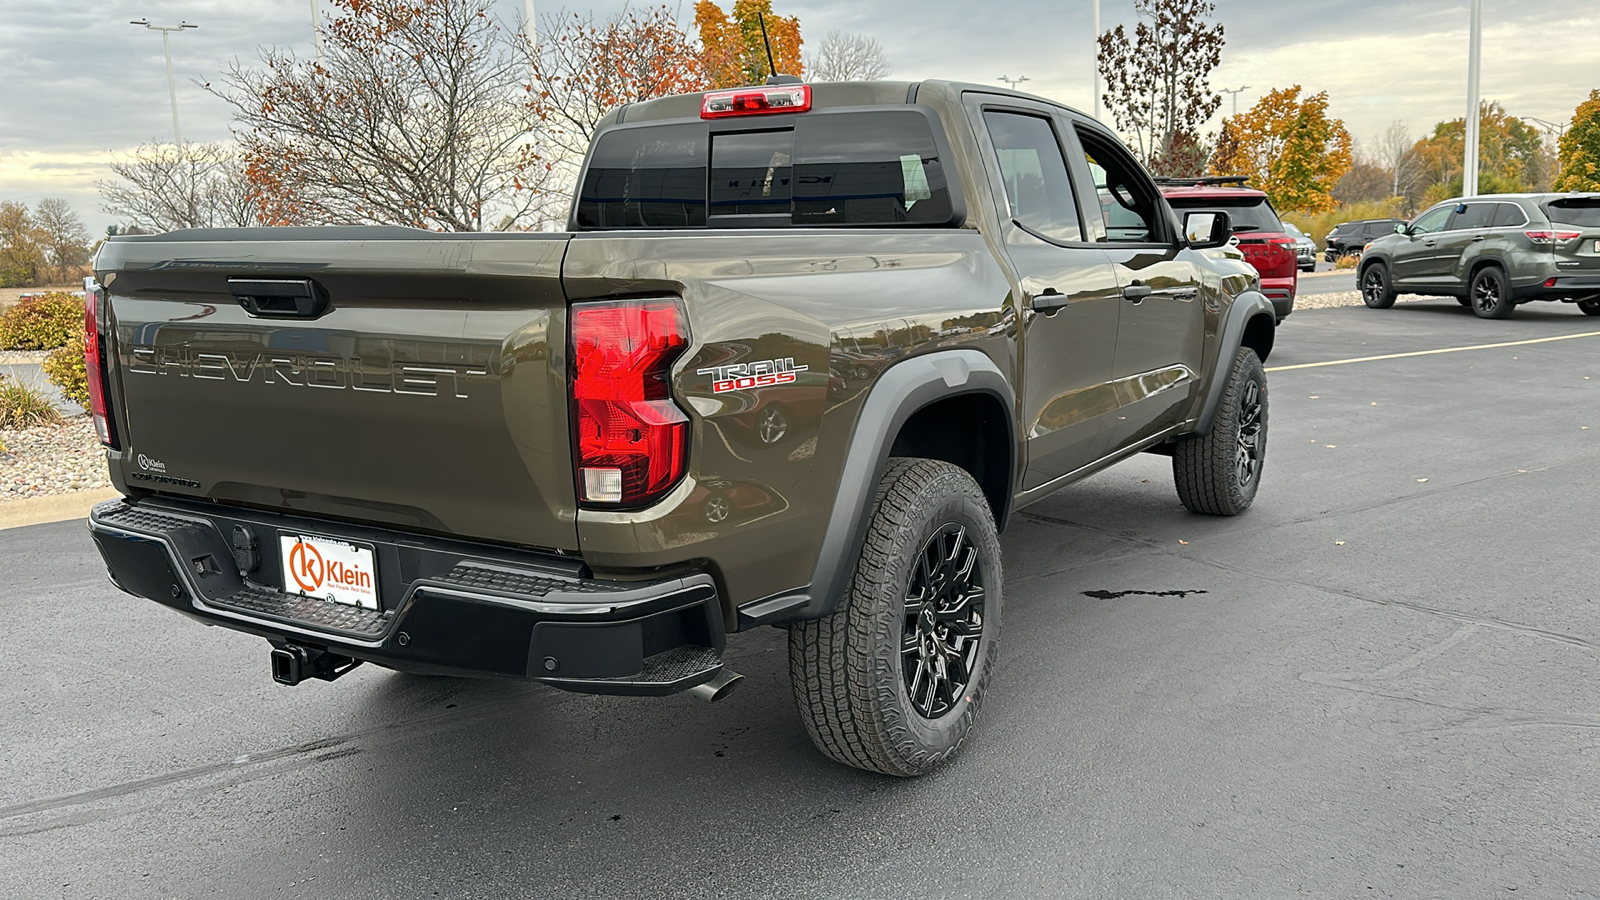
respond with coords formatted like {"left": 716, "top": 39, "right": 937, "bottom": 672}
{"left": 44, "top": 335, "right": 89, "bottom": 409}
{"left": 0, "top": 291, "right": 83, "bottom": 350}
{"left": 0, "top": 374, "right": 62, "bottom": 428}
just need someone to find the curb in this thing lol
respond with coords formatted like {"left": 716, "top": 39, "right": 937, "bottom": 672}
{"left": 0, "top": 488, "right": 121, "bottom": 531}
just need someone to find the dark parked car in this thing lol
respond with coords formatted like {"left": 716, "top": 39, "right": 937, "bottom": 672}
{"left": 1325, "top": 218, "right": 1407, "bottom": 260}
{"left": 1159, "top": 177, "right": 1297, "bottom": 320}
{"left": 1357, "top": 194, "right": 1600, "bottom": 319}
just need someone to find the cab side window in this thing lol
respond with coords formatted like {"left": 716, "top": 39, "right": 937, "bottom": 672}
{"left": 1074, "top": 128, "right": 1162, "bottom": 244}
{"left": 982, "top": 111, "right": 1083, "bottom": 243}
{"left": 1409, "top": 206, "right": 1452, "bottom": 235}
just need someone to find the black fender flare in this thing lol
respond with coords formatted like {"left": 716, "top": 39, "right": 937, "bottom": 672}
{"left": 736, "top": 349, "right": 1015, "bottom": 628}
{"left": 1194, "top": 289, "right": 1275, "bottom": 436}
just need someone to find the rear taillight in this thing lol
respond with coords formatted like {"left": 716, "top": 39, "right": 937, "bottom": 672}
{"left": 1525, "top": 230, "right": 1582, "bottom": 245}
{"left": 701, "top": 85, "right": 811, "bottom": 118}
{"left": 82, "top": 277, "right": 117, "bottom": 448}
{"left": 570, "top": 299, "right": 689, "bottom": 507}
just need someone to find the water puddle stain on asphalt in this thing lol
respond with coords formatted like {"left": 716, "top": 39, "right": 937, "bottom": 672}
{"left": 1082, "top": 589, "right": 1209, "bottom": 600}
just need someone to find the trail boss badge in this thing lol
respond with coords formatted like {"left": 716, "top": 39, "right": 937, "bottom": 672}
{"left": 698, "top": 358, "right": 808, "bottom": 394}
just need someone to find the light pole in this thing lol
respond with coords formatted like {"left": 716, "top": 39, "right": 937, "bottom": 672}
{"left": 1521, "top": 115, "right": 1569, "bottom": 178}
{"left": 1092, "top": 0, "right": 1100, "bottom": 121}
{"left": 1463, "top": 0, "right": 1482, "bottom": 198}
{"left": 1219, "top": 85, "right": 1250, "bottom": 119}
{"left": 129, "top": 19, "right": 198, "bottom": 159}
{"left": 997, "top": 75, "right": 1030, "bottom": 91}
{"left": 309, "top": 0, "right": 323, "bottom": 61}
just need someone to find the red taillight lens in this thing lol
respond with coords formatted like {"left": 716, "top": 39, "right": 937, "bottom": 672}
{"left": 82, "top": 277, "right": 116, "bottom": 448}
{"left": 1526, "top": 230, "right": 1582, "bottom": 245}
{"left": 701, "top": 85, "right": 811, "bottom": 118}
{"left": 571, "top": 299, "right": 689, "bottom": 507}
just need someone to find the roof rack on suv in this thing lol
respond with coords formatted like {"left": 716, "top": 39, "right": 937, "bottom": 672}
{"left": 1152, "top": 175, "right": 1251, "bottom": 187}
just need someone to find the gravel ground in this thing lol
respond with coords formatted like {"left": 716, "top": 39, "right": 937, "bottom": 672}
{"left": 1294, "top": 289, "right": 1432, "bottom": 310}
{"left": 0, "top": 418, "right": 111, "bottom": 499}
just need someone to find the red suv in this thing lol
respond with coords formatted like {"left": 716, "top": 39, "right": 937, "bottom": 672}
{"left": 1159, "top": 177, "right": 1297, "bottom": 321}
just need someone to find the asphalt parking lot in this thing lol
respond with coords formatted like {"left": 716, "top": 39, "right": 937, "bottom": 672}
{"left": 3, "top": 298, "right": 1598, "bottom": 899}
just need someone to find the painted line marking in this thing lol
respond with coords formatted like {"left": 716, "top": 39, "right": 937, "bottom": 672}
{"left": 1266, "top": 330, "right": 1600, "bottom": 372}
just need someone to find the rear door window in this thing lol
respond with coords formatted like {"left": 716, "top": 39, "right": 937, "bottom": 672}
{"left": 1491, "top": 203, "right": 1527, "bottom": 227}
{"left": 982, "top": 111, "right": 1083, "bottom": 243}
{"left": 1447, "top": 202, "right": 1496, "bottom": 230}
{"left": 578, "top": 110, "right": 954, "bottom": 229}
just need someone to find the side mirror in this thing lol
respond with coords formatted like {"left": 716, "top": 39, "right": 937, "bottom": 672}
{"left": 1394, "top": 223, "right": 1408, "bottom": 235}
{"left": 1184, "top": 210, "right": 1232, "bottom": 249}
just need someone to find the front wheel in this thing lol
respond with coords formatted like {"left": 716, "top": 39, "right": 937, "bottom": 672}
{"left": 1173, "top": 347, "right": 1268, "bottom": 516}
{"left": 1578, "top": 298, "right": 1600, "bottom": 317}
{"left": 1470, "top": 266, "right": 1514, "bottom": 319}
{"left": 1361, "top": 263, "right": 1396, "bottom": 309}
{"left": 788, "top": 458, "right": 1003, "bottom": 776}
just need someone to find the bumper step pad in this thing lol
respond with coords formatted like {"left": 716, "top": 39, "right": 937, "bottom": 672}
{"left": 214, "top": 584, "right": 392, "bottom": 640}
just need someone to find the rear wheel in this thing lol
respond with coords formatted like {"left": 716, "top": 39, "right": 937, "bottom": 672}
{"left": 1470, "top": 266, "right": 1513, "bottom": 319}
{"left": 1578, "top": 299, "right": 1600, "bottom": 317}
{"left": 1361, "top": 263, "right": 1395, "bottom": 309}
{"left": 788, "top": 458, "right": 1002, "bottom": 776}
{"left": 1173, "top": 347, "right": 1268, "bottom": 516}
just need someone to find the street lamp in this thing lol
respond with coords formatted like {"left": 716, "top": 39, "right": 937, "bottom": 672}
{"left": 129, "top": 19, "right": 198, "bottom": 159}
{"left": 1092, "top": 0, "right": 1100, "bottom": 121}
{"left": 1219, "top": 85, "right": 1250, "bottom": 118}
{"left": 997, "top": 75, "right": 1030, "bottom": 91}
{"left": 1521, "top": 115, "right": 1569, "bottom": 178}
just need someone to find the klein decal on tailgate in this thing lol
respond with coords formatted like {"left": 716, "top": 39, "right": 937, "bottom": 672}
{"left": 696, "top": 358, "right": 808, "bottom": 394}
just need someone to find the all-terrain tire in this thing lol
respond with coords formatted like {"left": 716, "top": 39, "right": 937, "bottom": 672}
{"left": 1360, "top": 262, "right": 1396, "bottom": 309}
{"left": 788, "top": 458, "right": 1003, "bottom": 777}
{"left": 1470, "top": 266, "right": 1514, "bottom": 319}
{"left": 1173, "top": 347, "right": 1268, "bottom": 516}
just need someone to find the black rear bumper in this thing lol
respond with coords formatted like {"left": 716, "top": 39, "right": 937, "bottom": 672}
{"left": 88, "top": 498, "right": 727, "bottom": 695}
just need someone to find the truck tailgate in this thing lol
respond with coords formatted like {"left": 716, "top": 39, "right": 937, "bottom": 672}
{"left": 96, "top": 229, "right": 578, "bottom": 551}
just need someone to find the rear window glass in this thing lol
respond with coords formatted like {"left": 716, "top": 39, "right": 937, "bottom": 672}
{"left": 1548, "top": 200, "right": 1600, "bottom": 228}
{"left": 1492, "top": 203, "right": 1526, "bottom": 227}
{"left": 1165, "top": 196, "right": 1282, "bottom": 233}
{"left": 577, "top": 110, "right": 954, "bottom": 229}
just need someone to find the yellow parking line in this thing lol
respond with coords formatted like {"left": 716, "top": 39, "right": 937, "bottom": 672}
{"left": 1266, "top": 330, "right": 1600, "bottom": 372}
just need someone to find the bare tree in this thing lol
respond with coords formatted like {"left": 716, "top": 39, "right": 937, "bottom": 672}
{"left": 1097, "top": 0, "right": 1224, "bottom": 171}
{"left": 1376, "top": 120, "right": 1420, "bottom": 200}
{"left": 806, "top": 30, "right": 891, "bottom": 82}
{"left": 32, "top": 198, "right": 91, "bottom": 282}
{"left": 212, "top": 0, "right": 554, "bottom": 231}
{"left": 99, "top": 143, "right": 258, "bottom": 233}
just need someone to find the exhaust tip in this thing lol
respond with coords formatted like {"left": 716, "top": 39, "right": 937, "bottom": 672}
{"left": 687, "top": 668, "right": 743, "bottom": 703}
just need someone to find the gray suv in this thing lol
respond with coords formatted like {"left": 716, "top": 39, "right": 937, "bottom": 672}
{"left": 1357, "top": 194, "right": 1600, "bottom": 319}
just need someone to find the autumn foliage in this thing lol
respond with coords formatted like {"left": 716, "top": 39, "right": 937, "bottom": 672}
{"left": 1212, "top": 86, "right": 1353, "bottom": 213}
{"left": 1556, "top": 90, "right": 1600, "bottom": 192}
{"left": 695, "top": 0, "right": 803, "bottom": 88}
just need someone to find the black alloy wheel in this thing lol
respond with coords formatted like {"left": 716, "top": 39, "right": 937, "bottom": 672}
{"left": 1470, "top": 267, "right": 1513, "bottom": 319}
{"left": 1361, "top": 263, "right": 1395, "bottom": 309}
{"left": 901, "top": 524, "right": 985, "bottom": 720}
{"left": 1235, "top": 378, "right": 1265, "bottom": 490}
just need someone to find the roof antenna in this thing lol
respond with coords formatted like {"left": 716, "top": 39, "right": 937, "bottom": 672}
{"left": 758, "top": 13, "right": 802, "bottom": 85}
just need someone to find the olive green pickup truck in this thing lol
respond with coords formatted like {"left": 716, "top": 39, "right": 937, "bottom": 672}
{"left": 85, "top": 80, "right": 1276, "bottom": 775}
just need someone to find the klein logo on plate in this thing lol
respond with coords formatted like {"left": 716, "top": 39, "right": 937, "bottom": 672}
{"left": 696, "top": 357, "right": 808, "bottom": 394}
{"left": 279, "top": 534, "right": 378, "bottom": 609}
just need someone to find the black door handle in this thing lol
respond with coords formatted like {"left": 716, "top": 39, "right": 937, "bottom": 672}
{"left": 1122, "top": 283, "right": 1153, "bottom": 302}
{"left": 1031, "top": 289, "right": 1069, "bottom": 312}
{"left": 1423, "top": 240, "right": 1437, "bottom": 247}
{"left": 1471, "top": 235, "right": 1486, "bottom": 242}
{"left": 229, "top": 277, "right": 330, "bottom": 319}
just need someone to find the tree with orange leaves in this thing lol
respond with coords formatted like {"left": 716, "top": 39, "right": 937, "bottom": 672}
{"left": 1211, "top": 86, "right": 1353, "bottom": 213}
{"left": 695, "top": 0, "right": 803, "bottom": 89}
{"left": 529, "top": 7, "right": 710, "bottom": 162}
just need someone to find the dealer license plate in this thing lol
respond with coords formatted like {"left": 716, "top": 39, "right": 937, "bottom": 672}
{"left": 279, "top": 533, "right": 379, "bottom": 609}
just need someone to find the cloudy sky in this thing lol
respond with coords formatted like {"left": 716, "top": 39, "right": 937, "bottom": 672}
{"left": 1, "top": 0, "right": 1595, "bottom": 234}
